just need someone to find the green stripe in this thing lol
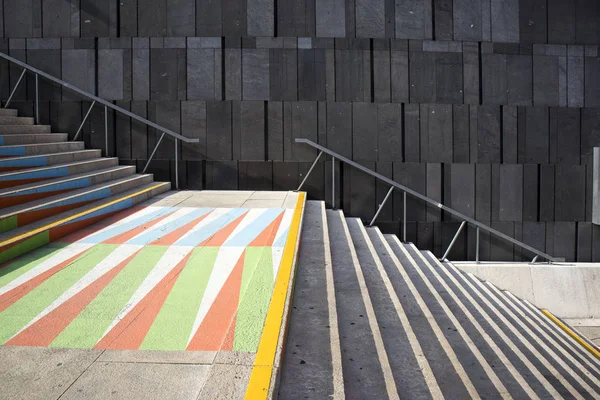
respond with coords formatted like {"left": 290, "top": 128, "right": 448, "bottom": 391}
{"left": 0, "top": 231, "right": 50, "bottom": 264}
{"left": 140, "top": 247, "right": 219, "bottom": 350}
{"left": 50, "top": 246, "right": 168, "bottom": 349}
{"left": 0, "top": 244, "right": 68, "bottom": 290}
{"left": 234, "top": 247, "right": 275, "bottom": 352}
{"left": 0, "top": 244, "right": 116, "bottom": 344}
{"left": 0, "top": 215, "right": 18, "bottom": 234}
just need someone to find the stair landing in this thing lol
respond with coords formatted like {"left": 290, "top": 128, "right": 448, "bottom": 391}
{"left": 0, "top": 190, "right": 305, "bottom": 400}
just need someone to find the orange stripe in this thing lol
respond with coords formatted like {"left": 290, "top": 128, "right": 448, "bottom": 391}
{"left": 200, "top": 211, "right": 249, "bottom": 247}
{"left": 249, "top": 212, "right": 284, "bottom": 246}
{"left": 17, "top": 199, "right": 98, "bottom": 228}
{"left": 58, "top": 206, "right": 145, "bottom": 243}
{"left": 0, "top": 177, "right": 52, "bottom": 189}
{"left": 48, "top": 211, "right": 124, "bottom": 242}
{"left": 0, "top": 189, "right": 75, "bottom": 208}
{"left": 187, "top": 251, "right": 245, "bottom": 351}
{"left": 95, "top": 252, "right": 192, "bottom": 350}
{"left": 222, "top": 313, "right": 238, "bottom": 351}
{"left": 151, "top": 210, "right": 213, "bottom": 246}
{"left": 6, "top": 251, "right": 140, "bottom": 347}
{"left": 0, "top": 249, "right": 90, "bottom": 313}
{"left": 104, "top": 210, "right": 177, "bottom": 245}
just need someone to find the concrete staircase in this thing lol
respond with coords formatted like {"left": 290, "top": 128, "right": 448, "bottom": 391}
{"left": 280, "top": 200, "right": 600, "bottom": 399}
{"left": 0, "top": 108, "right": 170, "bottom": 264}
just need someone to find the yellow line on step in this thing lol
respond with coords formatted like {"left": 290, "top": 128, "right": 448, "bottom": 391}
{"left": 541, "top": 309, "right": 600, "bottom": 360}
{"left": 244, "top": 192, "right": 306, "bottom": 400}
{"left": 0, "top": 182, "right": 167, "bottom": 248}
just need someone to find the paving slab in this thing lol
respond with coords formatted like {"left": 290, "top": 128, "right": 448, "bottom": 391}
{"left": 196, "top": 364, "right": 253, "bottom": 400}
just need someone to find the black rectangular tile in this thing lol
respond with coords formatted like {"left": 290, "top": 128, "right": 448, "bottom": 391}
{"left": 499, "top": 164, "right": 523, "bottom": 221}
{"left": 207, "top": 101, "right": 232, "bottom": 160}
{"left": 377, "top": 103, "right": 403, "bottom": 162}
{"left": 420, "top": 103, "right": 453, "bottom": 163}
{"left": 181, "top": 101, "right": 207, "bottom": 160}
{"left": 444, "top": 163, "right": 475, "bottom": 219}
{"left": 555, "top": 165, "right": 586, "bottom": 221}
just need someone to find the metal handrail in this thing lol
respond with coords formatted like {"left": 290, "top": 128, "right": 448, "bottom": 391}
{"left": 0, "top": 50, "right": 199, "bottom": 189}
{"left": 295, "top": 138, "right": 563, "bottom": 263}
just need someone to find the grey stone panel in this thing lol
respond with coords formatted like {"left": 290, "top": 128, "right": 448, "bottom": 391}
{"left": 434, "top": 0, "right": 453, "bottom": 40}
{"left": 507, "top": 55, "right": 532, "bottom": 106}
{"left": 581, "top": 108, "right": 600, "bottom": 163}
{"left": 577, "top": 222, "right": 592, "bottom": 262}
{"left": 187, "top": 49, "right": 218, "bottom": 100}
{"left": 444, "top": 163, "right": 475, "bottom": 220}
{"left": 502, "top": 105, "right": 518, "bottom": 163}
{"left": 490, "top": 0, "right": 519, "bottom": 42}
{"left": 547, "top": 0, "right": 576, "bottom": 44}
{"left": 132, "top": 39, "right": 150, "bottom": 101}
{"left": 373, "top": 47, "right": 391, "bottom": 102}
{"left": 409, "top": 51, "right": 435, "bottom": 103}
{"left": 404, "top": 103, "right": 420, "bottom": 162}
{"left": 120, "top": 0, "right": 138, "bottom": 37}
{"left": 522, "top": 164, "right": 538, "bottom": 221}
{"left": 273, "top": 161, "right": 298, "bottom": 191}
{"left": 130, "top": 101, "right": 148, "bottom": 159}
{"left": 207, "top": 101, "right": 232, "bottom": 160}
{"left": 223, "top": 0, "right": 247, "bottom": 36}
{"left": 98, "top": 49, "right": 124, "bottom": 100}
{"left": 390, "top": 46, "right": 409, "bottom": 103}
{"left": 420, "top": 103, "right": 452, "bottom": 163}
{"left": 81, "top": 0, "right": 118, "bottom": 37}
{"left": 267, "top": 101, "right": 283, "bottom": 161}
{"left": 287, "top": 101, "right": 318, "bottom": 161}
{"left": 186, "top": 160, "right": 203, "bottom": 189}
{"left": 575, "top": 0, "right": 600, "bottom": 44}
{"left": 395, "top": 0, "right": 432, "bottom": 39}
{"left": 49, "top": 101, "right": 82, "bottom": 140}
{"left": 476, "top": 105, "right": 501, "bottom": 163}
{"left": 435, "top": 51, "right": 463, "bottom": 104}
{"left": 335, "top": 43, "right": 370, "bottom": 102}
{"left": 453, "top": 0, "right": 482, "bottom": 41}
{"left": 352, "top": 102, "right": 378, "bottom": 162}
{"left": 555, "top": 165, "right": 586, "bottom": 222}
{"left": 567, "top": 50, "right": 584, "bottom": 107}
{"left": 482, "top": 54, "right": 507, "bottom": 104}
{"left": 278, "top": 0, "right": 315, "bottom": 36}
{"left": 499, "top": 164, "right": 523, "bottom": 222}
{"left": 225, "top": 46, "right": 242, "bottom": 100}
{"left": 453, "top": 104, "right": 470, "bottom": 163}
{"left": 270, "top": 48, "right": 298, "bottom": 101}
{"left": 326, "top": 102, "right": 352, "bottom": 159}
{"left": 240, "top": 101, "right": 265, "bottom": 160}
{"left": 247, "top": 0, "right": 274, "bottom": 36}
{"left": 167, "top": 0, "right": 196, "bottom": 36}
{"left": 298, "top": 49, "right": 326, "bottom": 101}
{"left": 348, "top": 164, "right": 377, "bottom": 220}
{"left": 242, "top": 49, "right": 269, "bottom": 100}
{"left": 115, "top": 100, "right": 132, "bottom": 159}
{"left": 377, "top": 103, "right": 403, "bottom": 162}
{"left": 239, "top": 161, "right": 273, "bottom": 190}
{"left": 426, "top": 162, "right": 442, "bottom": 222}
{"left": 393, "top": 162, "right": 427, "bottom": 221}
{"left": 519, "top": 0, "right": 547, "bottom": 43}
{"left": 181, "top": 100, "right": 207, "bottom": 160}
{"left": 150, "top": 48, "right": 186, "bottom": 101}
{"left": 315, "top": 0, "right": 346, "bottom": 37}
{"left": 345, "top": 0, "right": 356, "bottom": 38}
{"left": 206, "top": 161, "right": 238, "bottom": 190}
{"left": 61, "top": 49, "right": 96, "bottom": 101}
{"left": 26, "top": 47, "right": 61, "bottom": 101}
{"left": 42, "top": 0, "right": 79, "bottom": 37}
{"left": 549, "top": 107, "right": 580, "bottom": 164}
{"left": 585, "top": 56, "right": 600, "bottom": 107}
{"left": 533, "top": 55, "right": 560, "bottom": 106}
{"left": 375, "top": 162, "right": 394, "bottom": 221}
{"left": 138, "top": 0, "right": 166, "bottom": 36}
{"left": 462, "top": 41, "right": 479, "bottom": 104}
{"left": 5, "top": 0, "right": 41, "bottom": 38}
{"left": 148, "top": 101, "right": 179, "bottom": 159}
{"left": 539, "top": 164, "right": 555, "bottom": 221}
{"left": 356, "top": 0, "right": 385, "bottom": 38}
{"left": 196, "top": 0, "right": 222, "bottom": 35}
{"left": 490, "top": 222, "right": 514, "bottom": 261}
{"left": 518, "top": 106, "right": 549, "bottom": 164}
{"left": 551, "top": 222, "right": 577, "bottom": 261}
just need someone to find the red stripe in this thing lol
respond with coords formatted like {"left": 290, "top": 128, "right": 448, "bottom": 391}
{"left": 103, "top": 210, "right": 177, "bottom": 245}
{"left": 200, "top": 211, "right": 249, "bottom": 247}
{"left": 249, "top": 211, "right": 284, "bottom": 246}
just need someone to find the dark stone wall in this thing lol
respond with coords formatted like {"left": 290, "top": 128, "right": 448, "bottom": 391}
{"left": 1, "top": 0, "right": 600, "bottom": 261}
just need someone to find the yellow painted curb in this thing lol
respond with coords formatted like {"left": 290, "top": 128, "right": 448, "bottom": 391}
{"left": 244, "top": 192, "right": 306, "bottom": 399}
{"left": 0, "top": 182, "right": 168, "bottom": 248}
{"left": 541, "top": 309, "right": 600, "bottom": 360}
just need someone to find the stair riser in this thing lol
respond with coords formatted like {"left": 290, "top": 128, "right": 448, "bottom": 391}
{"left": 0, "top": 109, "right": 18, "bottom": 117}
{"left": 0, "top": 125, "right": 51, "bottom": 134}
{"left": 0, "top": 167, "right": 136, "bottom": 208}
{"left": 0, "top": 142, "right": 85, "bottom": 157}
{"left": 0, "top": 117, "right": 34, "bottom": 125}
{"left": 0, "top": 134, "right": 69, "bottom": 145}
{"left": 0, "top": 175, "right": 153, "bottom": 234}
{"left": 0, "top": 159, "right": 118, "bottom": 189}
{"left": 0, "top": 183, "right": 170, "bottom": 264}
{"left": 0, "top": 150, "right": 102, "bottom": 172}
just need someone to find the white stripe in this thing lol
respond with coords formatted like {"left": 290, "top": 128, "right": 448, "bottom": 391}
{"left": 273, "top": 209, "right": 293, "bottom": 244}
{"left": 123, "top": 207, "right": 199, "bottom": 243}
{"left": 97, "top": 245, "right": 194, "bottom": 343}
{"left": 176, "top": 208, "right": 232, "bottom": 242}
{"left": 75, "top": 206, "right": 165, "bottom": 241}
{"left": 271, "top": 247, "right": 284, "bottom": 278}
{"left": 9, "top": 244, "right": 142, "bottom": 339}
{"left": 0, "top": 243, "right": 94, "bottom": 296}
{"left": 222, "top": 208, "right": 265, "bottom": 245}
{"left": 187, "top": 246, "right": 245, "bottom": 345}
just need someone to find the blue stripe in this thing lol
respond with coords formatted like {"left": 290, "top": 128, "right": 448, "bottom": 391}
{"left": 224, "top": 208, "right": 284, "bottom": 247}
{"left": 64, "top": 198, "right": 134, "bottom": 225}
{"left": 0, "top": 146, "right": 26, "bottom": 156}
{"left": 0, "top": 137, "right": 4, "bottom": 146}
{"left": 0, "top": 156, "right": 47, "bottom": 168}
{"left": 37, "top": 188, "right": 111, "bottom": 210}
{"left": 126, "top": 208, "right": 213, "bottom": 245}
{"left": 0, "top": 167, "right": 68, "bottom": 181}
{"left": 2, "top": 177, "right": 90, "bottom": 197}
{"left": 273, "top": 228, "right": 289, "bottom": 247}
{"left": 175, "top": 208, "right": 248, "bottom": 247}
{"left": 78, "top": 207, "right": 176, "bottom": 244}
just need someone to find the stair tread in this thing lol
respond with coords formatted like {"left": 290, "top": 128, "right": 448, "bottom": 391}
{"left": 0, "top": 141, "right": 83, "bottom": 148}
{"left": 0, "top": 157, "right": 118, "bottom": 179}
{"left": 0, "top": 181, "right": 170, "bottom": 245}
{"left": 0, "top": 149, "right": 100, "bottom": 162}
{"left": 0, "top": 165, "right": 136, "bottom": 197}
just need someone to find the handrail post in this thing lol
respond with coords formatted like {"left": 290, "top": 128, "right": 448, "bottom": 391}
{"left": 143, "top": 132, "right": 166, "bottom": 174}
{"left": 403, "top": 191, "right": 407, "bottom": 242}
{"left": 331, "top": 157, "right": 336, "bottom": 210}
{"left": 530, "top": 255, "right": 539, "bottom": 265}
{"left": 475, "top": 227, "right": 480, "bottom": 263}
{"left": 441, "top": 221, "right": 467, "bottom": 261}
{"left": 5, "top": 68, "right": 26, "bottom": 108}
{"left": 174, "top": 138, "right": 179, "bottom": 190}
{"left": 370, "top": 186, "right": 393, "bottom": 227}
{"left": 104, "top": 105, "right": 108, "bottom": 156}
{"left": 297, "top": 151, "right": 323, "bottom": 191}
{"left": 73, "top": 100, "right": 96, "bottom": 141}
{"left": 35, "top": 73, "right": 39, "bottom": 124}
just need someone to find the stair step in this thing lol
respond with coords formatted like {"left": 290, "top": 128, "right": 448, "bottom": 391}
{"left": 0, "top": 165, "right": 136, "bottom": 208}
{"left": 0, "top": 180, "right": 171, "bottom": 264}
{"left": 0, "top": 133, "right": 69, "bottom": 145}
{"left": 0, "top": 109, "right": 18, "bottom": 117}
{"left": 0, "top": 174, "right": 154, "bottom": 234}
{"left": 279, "top": 201, "right": 344, "bottom": 399}
{"left": 0, "top": 149, "right": 102, "bottom": 172}
{"left": 0, "top": 158, "right": 119, "bottom": 189}
{"left": 0, "top": 116, "right": 34, "bottom": 125}
{"left": 0, "top": 125, "right": 51, "bottom": 134}
{"left": 0, "top": 142, "right": 85, "bottom": 157}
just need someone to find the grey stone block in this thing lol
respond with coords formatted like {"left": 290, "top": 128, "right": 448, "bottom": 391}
{"left": 181, "top": 101, "right": 207, "bottom": 160}
{"left": 585, "top": 56, "right": 600, "bottom": 107}
{"left": 491, "top": 0, "right": 519, "bottom": 42}
{"left": 499, "top": 164, "right": 523, "bottom": 221}
{"left": 167, "top": 0, "right": 195, "bottom": 36}
{"left": 207, "top": 101, "right": 232, "bottom": 160}
{"left": 196, "top": 0, "right": 222, "bottom": 35}
{"left": 420, "top": 103, "right": 452, "bottom": 163}
{"left": 395, "top": 0, "right": 432, "bottom": 39}
{"left": 270, "top": 48, "right": 298, "bottom": 101}
{"left": 377, "top": 103, "right": 402, "bottom": 162}
{"left": 248, "top": 0, "right": 274, "bottom": 36}
{"left": 98, "top": 49, "right": 124, "bottom": 100}
{"left": 356, "top": 0, "right": 385, "bottom": 38}
{"left": 240, "top": 101, "right": 265, "bottom": 160}
{"left": 187, "top": 49, "right": 218, "bottom": 100}
{"left": 326, "top": 102, "right": 352, "bottom": 159}
{"left": 316, "top": 0, "right": 346, "bottom": 37}
{"left": 223, "top": 0, "right": 247, "bottom": 35}
{"left": 242, "top": 49, "right": 269, "bottom": 100}
{"left": 352, "top": 102, "right": 378, "bottom": 162}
